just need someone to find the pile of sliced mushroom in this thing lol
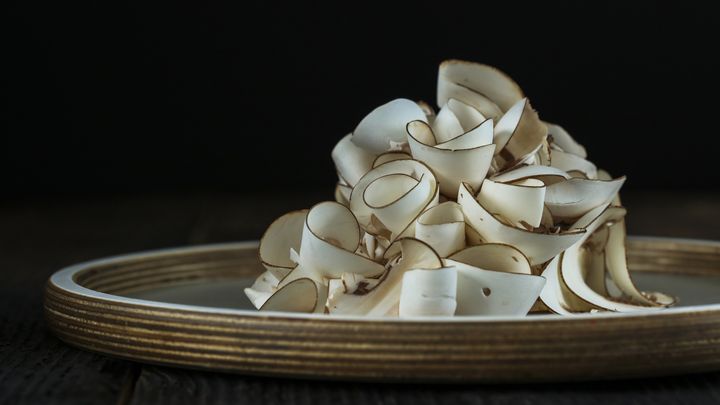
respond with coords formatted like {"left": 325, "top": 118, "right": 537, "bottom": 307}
{"left": 245, "top": 60, "right": 674, "bottom": 317}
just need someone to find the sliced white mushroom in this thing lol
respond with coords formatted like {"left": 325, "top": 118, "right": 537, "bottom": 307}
{"left": 437, "top": 60, "right": 524, "bottom": 118}
{"left": 243, "top": 270, "right": 281, "bottom": 309}
{"left": 559, "top": 205, "right": 667, "bottom": 312}
{"left": 332, "top": 134, "right": 376, "bottom": 187}
{"left": 350, "top": 159, "right": 439, "bottom": 242}
{"left": 544, "top": 177, "right": 626, "bottom": 221}
{"left": 476, "top": 178, "right": 546, "bottom": 228}
{"left": 363, "top": 173, "right": 434, "bottom": 237}
{"left": 597, "top": 169, "right": 623, "bottom": 205}
{"left": 540, "top": 204, "right": 555, "bottom": 229}
{"left": 458, "top": 182, "right": 585, "bottom": 265}
{"left": 465, "top": 224, "right": 485, "bottom": 246}
{"left": 551, "top": 150, "right": 598, "bottom": 179}
{"left": 407, "top": 120, "right": 495, "bottom": 197}
{"left": 493, "top": 98, "right": 548, "bottom": 170}
{"left": 545, "top": 122, "right": 587, "bottom": 158}
{"left": 358, "top": 232, "right": 384, "bottom": 261}
{"left": 352, "top": 98, "right": 427, "bottom": 153}
{"left": 447, "top": 98, "right": 486, "bottom": 128}
{"left": 399, "top": 268, "right": 457, "bottom": 316}
{"left": 372, "top": 152, "right": 412, "bottom": 168}
{"left": 539, "top": 256, "right": 580, "bottom": 315}
{"left": 491, "top": 164, "right": 570, "bottom": 185}
{"left": 297, "top": 201, "right": 385, "bottom": 280}
{"left": 259, "top": 278, "right": 318, "bottom": 313}
{"left": 416, "top": 100, "right": 435, "bottom": 118}
{"left": 435, "top": 119, "right": 494, "bottom": 150}
{"left": 448, "top": 243, "right": 533, "bottom": 275}
{"left": 327, "top": 238, "right": 444, "bottom": 316}
{"left": 535, "top": 138, "right": 552, "bottom": 166}
{"left": 604, "top": 216, "right": 676, "bottom": 306}
{"left": 596, "top": 169, "right": 612, "bottom": 181}
{"left": 579, "top": 225, "right": 610, "bottom": 296}
{"left": 431, "top": 103, "right": 465, "bottom": 144}
{"left": 447, "top": 259, "right": 545, "bottom": 316}
{"left": 414, "top": 201, "right": 466, "bottom": 257}
{"left": 270, "top": 264, "right": 331, "bottom": 314}
{"left": 431, "top": 99, "right": 488, "bottom": 144}
{"left": 342, "top": 272, "right": 381, "bottom": 293}
{"left": 334, "top": 183, "right": 352, "bottom": 206}
{"left": 258, "top": 210, "right": 308, "bottom": 279}
{"left": 523, "top": 138, "right": 552, "bottom": 167}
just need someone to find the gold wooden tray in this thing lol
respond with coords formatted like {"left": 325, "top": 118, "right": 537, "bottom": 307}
{"left": 44, "top": 237, "right": 720, "bottom": 383}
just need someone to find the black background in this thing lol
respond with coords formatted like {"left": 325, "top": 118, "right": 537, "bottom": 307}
{"left": 5, "top": 1, "right": 720, "bottom": 196}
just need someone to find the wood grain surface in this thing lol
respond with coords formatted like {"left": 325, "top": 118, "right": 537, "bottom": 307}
{"left": 2, "top": 190, "right": 720, "bottom": 404}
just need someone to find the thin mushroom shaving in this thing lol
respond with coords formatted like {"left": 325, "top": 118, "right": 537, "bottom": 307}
{"left": 244, "top": 60, "right": 674, "bottom": 317}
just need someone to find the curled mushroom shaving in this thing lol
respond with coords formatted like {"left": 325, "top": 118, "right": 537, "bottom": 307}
{"left": 257, "top": 210, "right": 307, "bottom": 279}
{"left": 437, "top": 59, "right": 524, "bottom": 119}
{"left": 245, "top": 59, "right": 673, "bottom": 317}
{"left": 245, "top": 201, "right": 384, "bottom": 313}
{"left": 352, "top": 98, "right": 427, "bottom": 153}
{"left": 327, "top": 238, "right": 444, "bottom": 316}
{"left": 332, "top": 134, "right": 375, "bottom": 187}
{"left": 350, "top": 159, "right": 439, "bottom": 245}
{"left": 406, "top": 117, "right": 495, "bottom": 197}
{"left": 458, "top": 181, "right": 585, "bottom": 266}
{"left": 492, "top": 98, "right": 548, "bottom": 171}
{"left": 540, "top": 205, "right": 674, "bottom": 314}
{"left": 400, "top": 268, "right": 458, "bottom": 317}
{"left": 414, "top": 201, "right": 466, "bottom": 257}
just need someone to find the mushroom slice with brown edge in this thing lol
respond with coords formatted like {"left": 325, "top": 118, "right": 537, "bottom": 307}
{"left": 350, "top": 159, "right": 439, "bottom": 244}
{"left": 372, "top": 151, "right": 412, "bottom": 168}
{"left": 259, "top": 278, "right": 318, "bottom": 313}
{"left": 261, "top": 201, "right": 385, "bottom": 313}
{"left": 604, "top": 214, "right": 676, "bottom": 306}
{"left": 476, "top": 178, "right": 546, "bottom": 229}
{"left": 559, "top": 205, "right": 673, "bottom": 312}
{"left": 327, "top": 238, "right": 444, "bottom": 316}
{"left": 332, "top": 134, "right": 376, "bottom": 187}
{"left": 551, "top": 150, "right": 598, "bottom": 179}
{"left": 334, "top": 182, "right": 352, "bottom": 206}
{"left": 491, "top": 164, "right": 570, "bottom": 186}
{"left": 352, "top": 98, "right": 428, "bottom": 154}
{"left": 545, "top": 122, "right": 587, "bottom": 158}
{"left": 538, "top": 255, "right": 577, "bottom": 315}
{"left": 399, "top": 267, "right": 458, "bottom": 316}
{"left": 444, "top": 244, "right": 545, "bottom": 316}
{"left": 243, "top": 270, "right": 281, "bottom": 309}
{"left": 406, "top": 120, "right": 495, "bottom": 197}
{"left": 579, "top": 225, "right": 611, "bottom": 296}
{"left": 437, "top": 60, "right": 524, "bottom": 119}
{"left": 530, "top": 137, "right": 552, "bottom": 166}
{"left": 492, "top": 98, "right": 548, "bottom": 171}
{"left": 448, "top": 243, "right": 533, "bottom": 274}
{"left": 431, "top": 98, "right": 489, "bottom": 144}
{"left": 544, "top": 176, "right": 626, "bottom": 222}
{"left": 417, "top": 100, "right": 435, "bottom": 118}
{"left": 257, "top": 209, "right": 308, "bottom": 279}
{"left": 458, "top": 182, "right": 585, "bottom": 265}
{"left": 540, "top": 210, "right": 615, "bottom": 314}
{"left": 414, "top": 201, "right": 466, "bottom": 257}
{"left": 293, "top": 201, "right": 385, "bottom": 280}
{"left": 597, "top": 169, "right": 623, "bottom": 205}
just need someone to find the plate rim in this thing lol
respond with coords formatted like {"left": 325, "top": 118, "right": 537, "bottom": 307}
{"left": 48, "top": 235, "right": 720, "bottom": 323}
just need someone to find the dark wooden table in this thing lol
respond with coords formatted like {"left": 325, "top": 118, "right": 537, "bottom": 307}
{"left": 2, "top": 190, "right": 720, "bottom": 405}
